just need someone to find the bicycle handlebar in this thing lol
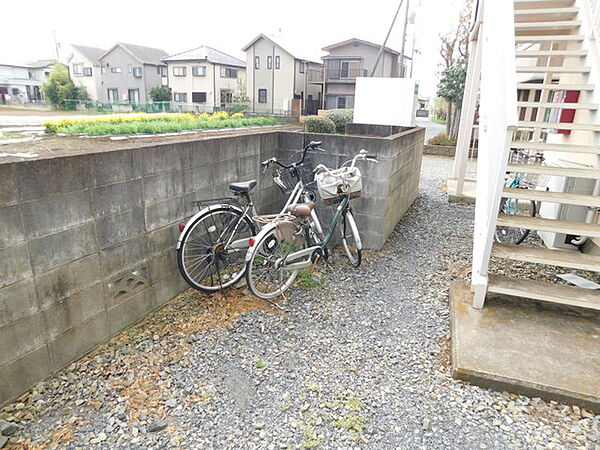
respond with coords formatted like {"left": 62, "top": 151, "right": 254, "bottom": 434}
{"left": 261, "top": 141, "right": 324, "bottom": 171}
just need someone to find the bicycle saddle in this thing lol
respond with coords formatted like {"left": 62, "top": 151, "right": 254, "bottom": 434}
{"left": 229, "top": 180, "right": 257, "bottom": 193}
{"left": 286, "top": 202, "right": 315, "bottom": 217}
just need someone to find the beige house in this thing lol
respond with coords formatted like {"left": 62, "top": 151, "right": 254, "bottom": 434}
{"left": 67, "top": 45, "right": 105, "bottom": 102}
{"left": 163, "top": 46, "right": 246, "bottom": 113}
{"left": 242, "top": 34, "right": 323, "bottom": 115}
{"left": 321, "top": 38, "right": 406, "bottom": 110}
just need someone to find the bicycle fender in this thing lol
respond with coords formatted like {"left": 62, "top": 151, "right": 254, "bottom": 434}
{"left": 176, "top": 203, "right": 247, "bottom": 250}
{"left": 244, "top": 222, "right": 279, "bottom": 262}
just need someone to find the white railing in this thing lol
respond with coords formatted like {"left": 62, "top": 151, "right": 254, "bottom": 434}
{"left": 471, "top": 0, "right": 518, "bottom": 308}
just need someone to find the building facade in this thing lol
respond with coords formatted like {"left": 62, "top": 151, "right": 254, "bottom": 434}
{"left": 321, "top": 38, "right": 404, "bottom": 110}
{"left": 242, "top": 34, "right": 323, "bottom": 115}
{"left": 163, "top": 46, "right": 246, "bottom": 113}
{"left": 0, "top": 60, "right": 57, "bottom": 104}
{"left": 68, "top": 43, "right": 168, "bottom": 103}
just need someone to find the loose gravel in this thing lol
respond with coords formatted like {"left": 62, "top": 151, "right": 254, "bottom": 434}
{"left": 1, "top": 155, "right": 598, "bottom": 449}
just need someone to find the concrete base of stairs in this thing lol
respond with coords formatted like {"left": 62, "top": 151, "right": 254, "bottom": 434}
{"left": 450, "top": 282, "right": 600, "bottom": 412}
{"left": 447, "top": 178, "right": 477, "bottom": 204}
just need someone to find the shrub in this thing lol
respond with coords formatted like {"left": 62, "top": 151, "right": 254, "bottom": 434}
{"left": 428, "top": 131, "right": 457, "bottom": 146}
{"left": 231, "top": 112, "right": 244, "bottom": 119}
{"left": 304, "top": 116, "right": 336, "bottom": 134}
{"left": 325, "top": 109, "right": 354, "bottom": 134}
{"left": 149, "top": 86, "right": 171, "bottom": 102}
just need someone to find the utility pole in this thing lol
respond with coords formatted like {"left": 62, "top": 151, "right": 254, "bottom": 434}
{"left": 399, "top": 0, "right": 410, "bottom": 77}
{"left": 53, "top": 30, "right": 60, "bottom": 61}
{"left": 370, "top": 0, "right": 405, "bottom": 77}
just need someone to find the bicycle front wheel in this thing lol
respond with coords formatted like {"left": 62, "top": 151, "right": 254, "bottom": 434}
{"left": 246, "top": 228, "right": 299, "bottom": 299}
{"left": 177, "top": 207, "right": 255, "bottom": 292}
{"left": 341, "top": 210, "right": 362, "bottom": 267}
{"left": 495, "top": 196, "right": 536, "bottom": 245}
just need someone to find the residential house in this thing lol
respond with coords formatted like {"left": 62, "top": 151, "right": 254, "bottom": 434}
{"left": 0, "top": 60, "right": 58, "bottom": 104}
{"left": 97, "top": 43, "right": 168, "bottom": 103}
{"left": 242, "top": 34, "right": 323, "bottom": 115}
{"left": 320, "top": 38, "right": 407, "bottom": 110}
{"left": 68, "top": 43, "right": 168, "bottom": 103}
{"left": 68, "top": 44, "right": 105, "bottom": 101}
{"left": 163, "top": 46, "right": 246, "bottom": 113}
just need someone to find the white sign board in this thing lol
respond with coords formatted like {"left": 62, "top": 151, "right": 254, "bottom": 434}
{"left": 353, "top": 77, "right": 418, "bottom": 127}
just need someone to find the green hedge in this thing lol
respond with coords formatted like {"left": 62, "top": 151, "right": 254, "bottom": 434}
{"left": 304, "top": 116, "right": 336, "bottom": 134}
{"left": 325, "top": 109, "right": 354, "bottom": 134}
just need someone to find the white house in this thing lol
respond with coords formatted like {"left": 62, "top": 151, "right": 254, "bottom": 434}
{"left": 163, "top": 46, "right": 246, "bottom": 113}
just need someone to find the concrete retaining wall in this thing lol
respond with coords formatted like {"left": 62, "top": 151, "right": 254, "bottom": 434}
{"left": 0, "top": 128, "right": 423, "bottom": 405}
{"left": 423, "top": 144, "right": 478, "bottom": 158}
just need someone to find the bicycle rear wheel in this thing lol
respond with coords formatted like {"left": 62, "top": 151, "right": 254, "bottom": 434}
{"left": 341, "top": 210, "right": 362, "bottom": 267}
{"left": 178, "top": 207, "right": 255, "bottom": 292}
{"left": 246, "top": 228, "right": 299, "bottom": 299}
{"left": 495, "top": 196, "right": 536, "bottom": 245}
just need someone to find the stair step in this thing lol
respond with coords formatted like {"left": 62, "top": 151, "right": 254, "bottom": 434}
{"left": 516, "top": 50, "right": 587, "bottom": 57}
{"left": 515, "top": 20, "right": 581, "bottom": 30}
{"left": 514, "top": 0, "right": 575, "bottom": 5}
{"left": 515, "top": 35, "right": 584, "bottom": 42}
{"left": 517, "top": 101, "right": 598, "bottom": 110}
{"left": 517, "top": 121, "right": 600, "bottom": 131}
{"left": 511, "top": 141, "right": 600, "bottom": 154}
{"left": 517, "top": 83, "right": 595, "bottom": 90}
{"left": 503, "top": 187, "right": 600, "bottom": 207}
{"left": 506, "top": 163, "right": 600, "bottom": 179}
{"left": 487, "top": 275, "right": 600, "bottom": 311}
{"left": 492, "top": 243, "right": 600, "bottom": 271}
{"left": 497, "top": 214, "right": 600, "bottom": 237}
{"left": 516, "top": 66, "right": 591, "bottom": 73}
{"left": 515, "top": 7, "right": 579, "bottom": 20}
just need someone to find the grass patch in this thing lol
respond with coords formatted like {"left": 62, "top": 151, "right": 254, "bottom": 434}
{"left": 302, "top": 422, "right": 323, "bottom": 449}
{"left": 296, "top": 270, "right": 321, "bottom": 290}
{"left": 0, "top": 131, "right": 25, "bottom": 140}
{"left": 431, "top": 118, "right": 446, "bottom": 124}
{"left": 333, "top": 395, "right": 368, "bottom": 443}
{"left": 43, "top": 112, "right": 279, "bottom": 136}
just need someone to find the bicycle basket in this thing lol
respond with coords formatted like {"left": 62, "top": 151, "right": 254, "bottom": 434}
{"left": 315, "top": 166, "right": 362, "bottom": 205}
{"left": 273, "top": 163, "right": 316, "bottom": 195}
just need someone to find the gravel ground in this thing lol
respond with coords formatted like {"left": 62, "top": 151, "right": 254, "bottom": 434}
{"left": 1, "top": 155, "right": 599, "bottom": 449}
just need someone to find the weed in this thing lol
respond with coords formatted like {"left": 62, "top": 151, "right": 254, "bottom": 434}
{"left": 296, "top": 270, "right": 321, "bottom": 290}
{"left": 333, "top": 395, "right": 368, "bottom": 443}
{"left": 256, "top": 359, "right": 265, "bottom": 369}
{"left": 302, "top": 423, "right": 323, "bottom": 449}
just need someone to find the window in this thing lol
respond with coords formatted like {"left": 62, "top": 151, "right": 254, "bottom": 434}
{"left": 337, "top": 97, "right": 346, "bottom": 109}
{"left": 174, "top": 92, "right": 187, "bottom": 102}
{"left": 220, "top": 90, "right": 232, "bottom": 104}
{"left": 157, "top": 66, "right": 162, "bottom": 75}
{"left": 192, "top": 66, "right": 206, "bottom": 76}
{"left": 192, "top": 92, "right": 206, "bottom": 103}
{"left": 220, "top": 67, "right": 237, "bottom": 78}
{"left": 340, "top": 62, "right": 350, "bottom": 78}
{"left": 101, "top": 66, "right": 106, "bottom": 74}
{"left": 111, "top": 67, "right": 122, "bottom": 73}
{"left": 83, "top": 67, "right": 92, "bottom": 76}
{"left": 11, "top": 88, "right": 20, "bottom": 96}
{"left": 254, "top": 56, "right": 260, "bottom": 69}
{"left": 128, "top": 89, "right": 140, "bottom": 103}
{"left": 173, "top": 67, "right": 186, "bottom": 76}
{"left": 72, "top": 64, "right": 82, "bottom": 75}
{"left": 267, "top": 56, "right": 272, "bottom": 69}
{"left": 133, "top": 67, "right": 142, "bottom": 78}
{"left": 299, "top": 62, "right": 305, "bottom": 74}
{"left": 275, "top": 56, "right": 280, "bottom": 69}
{"left": 258, "top": 88, "right": 267, "bottom": 104}
{"left": 107, "top": 88, "right": 119, "bottom": 103}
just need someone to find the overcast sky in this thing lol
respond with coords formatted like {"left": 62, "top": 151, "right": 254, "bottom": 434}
{"left": 1, "top": 0, "right": 466, "bottom": 98}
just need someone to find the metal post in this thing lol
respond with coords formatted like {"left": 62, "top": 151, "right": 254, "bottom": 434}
{"left": 399, "top": 0, "right": 410, "bottom": 77}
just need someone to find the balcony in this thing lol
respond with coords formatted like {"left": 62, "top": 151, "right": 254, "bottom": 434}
{"left": 325, "top": 68, "right": 368, "bottom": 82}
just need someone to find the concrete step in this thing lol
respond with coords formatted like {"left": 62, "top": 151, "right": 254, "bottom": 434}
{"left": 503, "top": 187, "right": 600, "bottom": 207}
{"left": 516, "top": 66, "right": 591, "bottom": 73}
{"left": 488, "top": 275, "right": 600, "bottom": 310}
{"left": 515, "top": 20, "right": 581, "bottom": 31}
{"left": 512, "top": 141, "right": 600, "bottom": 154}
{"left": 517, "top": 121, "right": 600, "bottom": 131}
{"left": 497, "top": 214, "right": 600, "bottom": 237}
{"left": 516, "top": 83, "right": 594, "bottom": 90}
{"left": 516, "top": 50, "right": 587, "bottom": 57}
{"left": 515, "top": 7, "right": 579, "bottom": 22}
{"left": 515, "top": 35, "right": 584, "bottom": 42}
{"left": 506, "top": 163, "right": 600, "bottom": 179}
{"left": 492, "top": 243, "right": 600, "bottom": 271}
{"left": 517, "top": 101, "right": 598, "bottom": 110}
{"left": 514, "top": 0, "right": 575, "bottom": 6}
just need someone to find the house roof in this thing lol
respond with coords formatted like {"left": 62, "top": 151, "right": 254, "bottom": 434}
{"left": 242, "top": 33, "right": 323, "bottom": 64}
{"left": 99, "top": 43, "right": 168, "bottom": 66}
{"left": 70, "top": 44, "right": 105, "bottom": 63}
{"left": 163, "top": 46, "right": 245, "bottom": 67}
{"left": 26, "top": 59, "right": 59, "bottom": 68}
{"left": 322, "top": 38, "right": 402, "bottom": 57}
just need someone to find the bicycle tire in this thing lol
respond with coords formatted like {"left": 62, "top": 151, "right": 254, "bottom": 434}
{"left": 341, "top": 210, "right": 362, "bottom": 267}
{"left": 177, "top": 206, "right": 255, "bottom": 292}
{"left": 245, "top": 227, "right": 299, "bottom": 299}
{"left": 495, "top": 195, "right": 536, "bottom": 245}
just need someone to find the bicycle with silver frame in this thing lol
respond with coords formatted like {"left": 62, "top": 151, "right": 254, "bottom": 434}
{"left": 244, "top": 149, "right": 378, "bottom": 300}
{"left": 176, "top": 140, "right": 325, "bottom": 292}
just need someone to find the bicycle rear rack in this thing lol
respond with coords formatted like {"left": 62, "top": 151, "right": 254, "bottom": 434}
{"left": 192, "top": 197, "right": 243, "bottom": 212}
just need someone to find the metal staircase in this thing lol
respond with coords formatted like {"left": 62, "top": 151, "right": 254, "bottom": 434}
{"left": 457, "top": 0, "right": 600, "bottom": 310}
